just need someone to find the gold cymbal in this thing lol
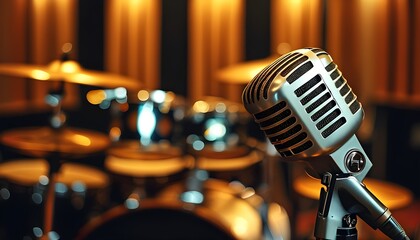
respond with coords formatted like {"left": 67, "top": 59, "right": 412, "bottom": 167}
{"left": 193, "top": 145, "right": 262, "bottom": 171}
{"left": 0, "top": 60, "right": 140, "bottom": 89}
{"left": 293, "top": 175, "right": 413, "bottom": 210}
{"left": 0, "top": 126, "right": 110, "bottom": 158}
{"left": 216, "top": 56, "right": 278, "bottom": 84}
{"left": 0, "top": 159, "right": 109, "bottom": 187}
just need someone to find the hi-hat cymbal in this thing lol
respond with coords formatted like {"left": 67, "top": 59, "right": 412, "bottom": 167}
{"left": 0, "top": 126, "right": 110, "bottom": 158}
{"left": 293, "top": 175, "right": 413, "bottom": 210}
{"left": 216, "top": 56, "right": 278, "bottom": 84}
{"left": 0, "top": 60, "right": 140, "bottom": 89}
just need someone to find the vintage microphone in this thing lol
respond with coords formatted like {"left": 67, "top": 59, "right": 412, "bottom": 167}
{"left": 242, "top": 48, "right": 409, "bottom": 240}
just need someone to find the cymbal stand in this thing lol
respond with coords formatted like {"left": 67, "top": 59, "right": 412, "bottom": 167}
{"left": 39, "top": 81, "right": 67, "bottom": 240}
{"left": 46, "top": 86, "right": 66, "bottom": 129}
{"left": 41, "top": 152, "right": 62, "bottom": 240}
{"left": 108, "top": 101, "right": 123, "bottom": 142}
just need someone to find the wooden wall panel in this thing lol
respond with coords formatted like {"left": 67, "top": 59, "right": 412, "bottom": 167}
{"left": 271, "top": 0, "right": 322, "bottom": 53}
{"left": 0, "top": 0, "right": 78, "bottom": 114}
{"left": 104, "top": 0, "right": 160, "bottom": 91}
{"left": 188, "top": 0, "right": 245, "bottom": 102}
{"left": 271, "top": 0, "right": 420, "bottom": 106}
{"left": 412, "top": 0, "right": 420, "bottom": 98}
{"left": 393, "top": 0, "right": 409, "bottom": 100}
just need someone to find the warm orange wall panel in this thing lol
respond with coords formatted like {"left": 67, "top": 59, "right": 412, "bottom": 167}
{"left": 0, "top": 0, "right": 78, "bottom": 113}
{"left": 104, "top": 0, "right": 160, "bottom": 91}
{"left": 188, "top": 0, "right": 245, "bottom": 102}
{"left": 414, "top": 1, "right": 420, "bottom": 97}
{"left": 393, "top": 0, "right": 409, "bottom": 100}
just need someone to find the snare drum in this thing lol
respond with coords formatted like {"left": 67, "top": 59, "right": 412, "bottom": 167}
{"left": 193, "top": 145, "right": 263, "bottom": 189}
{"left": 0, "top": 159, "right": 109, "bottom": 240}
{"left": 105, "top": 141, "right": 193, "bottom": 202}
{"left": 76, "top": 179, "right": 264, "bottom": 240}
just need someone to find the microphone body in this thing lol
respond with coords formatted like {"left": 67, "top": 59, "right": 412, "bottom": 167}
{"left": 242, "top": 48, "right": 371, "bottom": 180}
{"left": 242, "top": 48, "right": 409, "bottom": 239}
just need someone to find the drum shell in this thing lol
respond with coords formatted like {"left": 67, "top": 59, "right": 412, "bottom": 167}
{"left": 119, "top": 90, "right": 186, "bottom": 145}
{"left": 183, "top": 96, "right": 251, "bottom": 147}
{"left": 194, "top": 145, "right": 264, "bottom": 189}
{"left": 76, "top": 199, "right": 238, "bottom": 240}
{"left": 76, "top": 179, "right": 262, "bottom": 240}
{"left": 158, "top": 179, "right": 265, "bottom": 240}
{"left": 107, "top": 167, "right": 190, "bottom": 203}
{"left": 161, "top": 179, "right": 291, "bottom": 240}
{"left": 0, "top": 159, "right": 110, "bottom": 240}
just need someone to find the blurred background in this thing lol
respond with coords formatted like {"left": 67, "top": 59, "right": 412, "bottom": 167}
{"left": 0, "top": 0, "right": 419, "bottom": 239}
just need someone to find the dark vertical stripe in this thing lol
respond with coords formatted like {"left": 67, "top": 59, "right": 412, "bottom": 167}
{"left": 75, "top": 0, "right": 109, "bottom": 133}
{"left": 245, "top": 0, "right": 271, "bottom": 60}
{"left": 78, "top": 0, "right": 104, "bottom": 70}
{"left": 25, "top": 1, "right": 33, "bottom": 101}
{"left": 161, "top": 0, "right": 188, "bottom": 97}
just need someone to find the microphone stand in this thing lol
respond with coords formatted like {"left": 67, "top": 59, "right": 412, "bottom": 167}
{"left": 315, "top": 173, "right": 358, "bottom": 240}
{"left": 315, "top": 173, "right": 409, "bottom": 240}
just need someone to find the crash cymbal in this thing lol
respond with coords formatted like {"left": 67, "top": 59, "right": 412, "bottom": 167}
{"left": 216, "top": 56, "right": 278, "bottom": 84}
{"left": 293, "top": 175, "right": 413, "bottom": 210}
{"left": 0, "top": 126, "right": 110, "bottom": 158}
{"left": 0, "top": 60, "right": 140, "bottom": 89}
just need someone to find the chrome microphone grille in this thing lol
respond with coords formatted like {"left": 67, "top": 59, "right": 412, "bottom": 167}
{"left": 242, "top": 48, "right": 363, "bottom": 158}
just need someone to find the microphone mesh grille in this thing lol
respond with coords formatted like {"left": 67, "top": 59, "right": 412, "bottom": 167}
{"left": 321, "top": 117, "right": 347, "bottom": 138}
{"left": 254, "top": 101, "right": 314, "bottom": 157}
{"left": 243, "top": 48, "right": 363, "bottom": 157}
{"left": 285, "top": 61, "right": 313, "bottom": 84}
{"left": 244, "top": 52, "right": 311, "bottom": 104}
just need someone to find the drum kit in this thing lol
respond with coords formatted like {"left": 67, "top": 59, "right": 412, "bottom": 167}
{"left": 0, "top": 51, "right": 291, "bottom": 240}
{"left": 0, "top": 50, "right": 414, "bottom": 240}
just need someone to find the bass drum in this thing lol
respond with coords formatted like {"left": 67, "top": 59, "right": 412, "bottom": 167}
{"left": 76, "top": 179, "right": 265, "bottom": 240}
{"left": 160, "top": 179, "right": 290, "bottom": 240}
{"left": 0, "top": 159, "right": 109, "bottom": 240}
